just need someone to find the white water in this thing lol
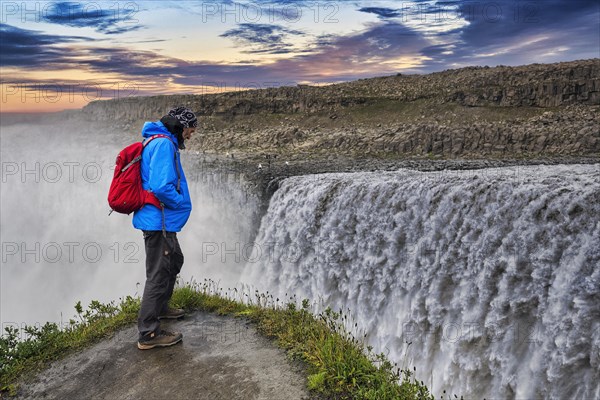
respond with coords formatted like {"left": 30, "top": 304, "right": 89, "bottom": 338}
{"left": 240, "top": 165, "right": 600, "bottom": 399}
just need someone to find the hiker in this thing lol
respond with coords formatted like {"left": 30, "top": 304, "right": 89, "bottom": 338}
{"left": 133, "top": 106, "right": 196, "bottom": 350}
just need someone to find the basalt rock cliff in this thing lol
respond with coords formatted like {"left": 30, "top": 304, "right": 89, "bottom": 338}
{"left": 77, "top": 58, "right": 599, "bottom": 159}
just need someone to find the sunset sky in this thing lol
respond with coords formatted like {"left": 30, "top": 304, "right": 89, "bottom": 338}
{"left": 1, "top": 0, "right": 598, "bottom": 112}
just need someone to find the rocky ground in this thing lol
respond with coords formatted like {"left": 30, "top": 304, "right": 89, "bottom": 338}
{"left": 73, "top": 58, "right": 600, "bottom": 162}
{"left": 14, "top": 312, "right": 313, "bottom": 400}
{"left": 185, "top": 103, "right": 599, "bottom": 159}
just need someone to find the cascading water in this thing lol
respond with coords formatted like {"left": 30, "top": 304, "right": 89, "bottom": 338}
{"left": 240, "top": 164, "right": 600, "bottom": 399}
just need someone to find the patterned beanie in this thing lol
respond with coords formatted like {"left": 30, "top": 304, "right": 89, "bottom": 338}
{"left": 168, "top": 106, "right": 198, "bottom": 128}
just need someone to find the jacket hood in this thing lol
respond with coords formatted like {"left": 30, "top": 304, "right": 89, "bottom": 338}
{"left": 141, "top": 121, "right": 179, "bottom": 146}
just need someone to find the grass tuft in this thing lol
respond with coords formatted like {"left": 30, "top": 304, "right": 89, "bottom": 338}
{"left": 0, "top": 296, "right": 140, "bottom": 394}
{"left": 1, "top": 280, "right": 435, "bottom": 399}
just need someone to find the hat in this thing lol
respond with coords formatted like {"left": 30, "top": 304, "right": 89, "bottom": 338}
{"left": 168, "top": 106, "right": 198, "bottom": 128}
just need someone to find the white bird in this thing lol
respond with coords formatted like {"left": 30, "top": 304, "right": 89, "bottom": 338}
{"left": 258, "top": 163, "right": 263, "bottom": 169}
{"left": 285, "top": 161, "right": 289, "bottom": 166}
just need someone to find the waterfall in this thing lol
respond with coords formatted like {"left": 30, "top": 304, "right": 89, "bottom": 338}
{"left": 241, "top": 164, "right": 600, "bottom": 399}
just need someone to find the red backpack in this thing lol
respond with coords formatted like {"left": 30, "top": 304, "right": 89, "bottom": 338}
{"left": 108, "top": 134, "right": 175, "bottom": 214}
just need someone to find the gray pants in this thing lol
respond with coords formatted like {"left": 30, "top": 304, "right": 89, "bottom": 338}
{"left": 138, "top": 230, "right": 184, "bottom": 338}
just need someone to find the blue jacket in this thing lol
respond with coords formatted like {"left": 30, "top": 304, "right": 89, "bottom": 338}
{"left": 132, "top": 121, "right": 192, "bottom": 232}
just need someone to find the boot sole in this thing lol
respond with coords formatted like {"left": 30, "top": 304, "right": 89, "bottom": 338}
{"left": 137, "top": 336, "right": 183, "bottom": 350}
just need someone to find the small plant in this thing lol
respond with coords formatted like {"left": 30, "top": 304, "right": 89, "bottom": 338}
{"left": 0, "top": 296, "right": 140, "bottom": 393}
{"left": 1, "top": 281, "right": 435, "bottom": 400}
{"left": 169, "top": 280, "right": 434, "bottom": 399}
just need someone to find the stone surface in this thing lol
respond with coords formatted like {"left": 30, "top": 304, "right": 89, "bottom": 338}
{"left": 15, "top": 313, "right": 311, "bottom": 400}
{"left": 80, "top": 59, "right": 600, "bottom": 121}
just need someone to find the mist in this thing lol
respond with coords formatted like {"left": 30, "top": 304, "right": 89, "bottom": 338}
{"left": 0, "top": 117, "right": 257, "bottom": 331}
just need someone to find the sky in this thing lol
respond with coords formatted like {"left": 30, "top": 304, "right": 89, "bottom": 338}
{"left": 0, "top": 0, "right": 598, "bottom": 112}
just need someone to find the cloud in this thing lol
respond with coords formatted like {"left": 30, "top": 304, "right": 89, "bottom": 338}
{"left": 43, "top": 1, "right": 142, "bottom": 34}
{"left": 453, "top": 0, "right": 598, "bottom": 46}
{"left": 358, "top": 7, "right": 401, "bottom": 19}
{"left": 2, "top": 0, "right": 598, "bottom": 101}
{"left": 416, "top": 0, "right": 600, "bottom": 70}
{"left": 1, "top": 18, "right": 431, "bottom": 89}
{"left": 220, "top": 23, "right": 305, "bottom": 54}
{"left": 0, "top": 23, "right": 92, "bottom": 68}
{"left": 193, "top": 21, "right": 431, "bottom": 84}
{"left": 420, "top": 43, "right": 456, "bottom": 57}
{"left": 264, "top": 21, "right": 431, "bottom": 80}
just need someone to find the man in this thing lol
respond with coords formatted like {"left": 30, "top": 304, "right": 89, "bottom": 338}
{"left": 133, "top": 106, "right": 196, "bottom": 350}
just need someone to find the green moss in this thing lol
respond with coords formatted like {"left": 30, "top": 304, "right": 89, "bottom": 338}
{"left": 2, "top": 281, "right": 435, "bottom": 400}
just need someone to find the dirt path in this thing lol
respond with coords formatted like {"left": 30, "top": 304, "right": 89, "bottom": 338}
{"left": 15, "top": 312, "right": 311, "bottom": 400}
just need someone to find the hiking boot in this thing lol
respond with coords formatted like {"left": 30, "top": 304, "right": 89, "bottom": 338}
{"left": 158, "top": 307, "right": 185, "bottom": 320}
{"left": 137, "top": 330, "right": 183, "bottom": 350}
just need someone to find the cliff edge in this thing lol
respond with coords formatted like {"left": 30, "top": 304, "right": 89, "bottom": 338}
{"left": 76, "top": 58, "right": 600, "bottom": 160}
{"left": 14, "top": 312, "right": 311, "bottom": 400}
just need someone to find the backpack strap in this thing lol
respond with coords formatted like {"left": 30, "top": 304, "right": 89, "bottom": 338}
{"left": 142, "top": 134, "right": 171, "bottom": 147}
{"left": 143, "top": 134, "right": 181, "bottom": 193}
{"left": 121, "top": 155, "right": 142, "bottom": 172}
